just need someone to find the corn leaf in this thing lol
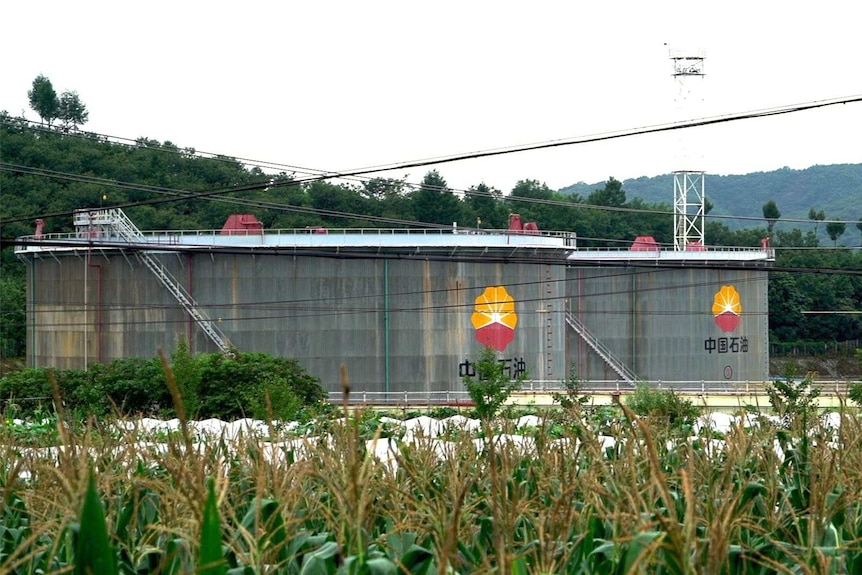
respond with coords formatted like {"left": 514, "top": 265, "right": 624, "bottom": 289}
{"left": 199, "top": 479, "right": 227, "bottom": 575}
{"left": 74, "top": 471, "right": 117, "bottom": 575}
{"left": 300, "top": 540, "right": 339, "bottom": 575}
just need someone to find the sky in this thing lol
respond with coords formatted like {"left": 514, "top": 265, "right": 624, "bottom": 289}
{"left": 2, "top": 1, "right": 862, "bottom": 198}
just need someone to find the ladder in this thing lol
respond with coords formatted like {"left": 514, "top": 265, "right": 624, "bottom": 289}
{"left": 565, "top": 309, "right": 638, "bottom": 385}
{"left": 75, "top": 209, "right": 234, "bottom": 355}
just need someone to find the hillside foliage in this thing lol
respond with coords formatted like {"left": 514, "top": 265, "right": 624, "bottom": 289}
{"left": 0, "top": 346, "right": 326, "bottom": 420}
{"left": 561, "top": 165, "right": 862, "bottom": 242}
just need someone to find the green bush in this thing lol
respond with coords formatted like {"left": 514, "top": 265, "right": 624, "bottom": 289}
{"left": 767, "top": 365, "right": 821, "bottom": 427}
{"left": 0, "top": 367, "right": 53, "bottom": 415}
{"left": 0, "top": 367, "right": 103, "bottom": 417}
{"left": 98, "top": 357, "right": 170, "bottom": 415}
{"left": 193, "top": 352, "right": 325, "bottom": 420}
{"left": 0, "top": 351, "right": 326, "bottom": 421}
{"left": 624, "top": 383, "right": 698, "bottom": 426}
{"left": 242, "top": 375, "right": 304, "bottom": 422}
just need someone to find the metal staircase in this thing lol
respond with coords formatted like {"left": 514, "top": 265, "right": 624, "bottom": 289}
{"left": 565, "top": 309, "right": 639, "bottom": 385}
{"left": 75, "top": 209, "right": 234, "bottom": 355}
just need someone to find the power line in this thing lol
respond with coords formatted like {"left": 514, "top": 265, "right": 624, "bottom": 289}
{"left": 7, "top": 160, "right": 862, "bottom": 242}
{"left": 4, "top": 94, "right": 862, "bottom": 230}
{"left": 3, "top": 265, "right": 766, "bottom": 318}
{"left": 0, "top": 266, "right": 775, "bottom": 331}
{"left": 0, "top": 162, "right": 450, "bottom": 230}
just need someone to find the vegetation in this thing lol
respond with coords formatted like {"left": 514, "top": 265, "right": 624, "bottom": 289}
{"left": 462, "top": 347, "right": 524, "bottom": 421}
{"left": 562, "top": 165, "right": 862, "bottom": 235}
{"left": 0, "top": 348, "right": 326, "bottom": 421}
{"left": 2, "top": 380, "right": 862, "bottom": 573}
{"left": 27, "top": 75, "right": 89, "bottom": 130}
{"left": 762, "top": 199, "right": 781, "bottom": 235}
{"left": 766, "top": 365, "right": 822, "bottom": 425}
{"left": 624, "top": 382, "right": 699, "bottom": 427}
{"left": 551, "top": 367, "right": 592, "bottom": 411}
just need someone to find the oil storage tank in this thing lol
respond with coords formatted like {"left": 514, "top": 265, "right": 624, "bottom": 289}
{"left": 565, "top": 239, "right": 772, "bottom": 386}
{"left": 16, "top": 210, "right": 772, "bottom": 393}
{"left": 16, "top": 209, "right": 573, "bottom": 394}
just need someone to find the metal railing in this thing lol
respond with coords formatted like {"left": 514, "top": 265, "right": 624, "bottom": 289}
{"left": 88, "top": 209, "right": 234, "bottom": 355}
{"left": 327, "top": 380, "right": 854, "bottom": 406}
{"left": 20, "top": 225, "right": 578, "bottom": 241}
{"left": 564, "top": 310, "right": 639, "bottom": 385}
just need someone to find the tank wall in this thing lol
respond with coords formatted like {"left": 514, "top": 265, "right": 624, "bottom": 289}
{"left": 566, "top": 266, "right": 769, "bottom": 383}
{"left": 26, "top": 251, "right": 769, "bottom": 389}
{"left": 27, "top": 251, "right": 567, "bottom": 393}
{"left": 28, "top": 256, "right": 189, "bottom": 369}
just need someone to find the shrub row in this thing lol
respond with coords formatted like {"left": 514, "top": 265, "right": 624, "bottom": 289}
{"left": 0, "top": 344, "right": 326, "bottom": 421}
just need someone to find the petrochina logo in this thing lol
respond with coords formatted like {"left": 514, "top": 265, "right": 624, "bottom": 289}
{"left": 712, "top": 285, "right": 742, "bottom": 333}
{"left": 471, "top": 286, "right": 518, "bottom": 351}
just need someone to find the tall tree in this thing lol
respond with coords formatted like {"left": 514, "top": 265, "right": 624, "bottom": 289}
{"left": 808, "top": 207, "right": 825, "bottom": 235}
{"left": 507, "top": 179, "right": 565, "bottom": 230}
{"left": 58, "top": 90, "right": 89, "bottom": 130}
{"left": 360, "top": 177, "right": 407, "bottom": 202}
{"left": 857, "top": 215, "right": 862, "bottom": 246}
{"left": 465, "top": 182, "right": 505, "bottom": 228}
{"left": 826, "top": 220, "right": 846, "bottom": 246}
{"left": 586, "top": 177, "right": 626, "bottom": 207}
{"left": 27, "top": 75, "right": 59, "bottom": 125}
{"left": 762, "top": 200, "right": 781, "bottom": 235}
{"left": 410, "top": 170, "right": 463, "bottom": 226}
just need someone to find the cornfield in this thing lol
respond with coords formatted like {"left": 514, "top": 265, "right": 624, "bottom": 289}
{"left": 1, "top": 399, "right": 860, "bottom": 574}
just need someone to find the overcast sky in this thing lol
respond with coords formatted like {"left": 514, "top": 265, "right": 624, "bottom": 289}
{"left": 3, "top": 1, "right": 861, "bottom": 197}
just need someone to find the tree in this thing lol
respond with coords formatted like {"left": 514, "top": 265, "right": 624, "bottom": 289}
{"left": 774, "top": 227, "right": 819, "bottom": 248}
{"left": 27, "top": 75, "right": 59, "bottom": 125}
{"left": 704, "top": 197, "right": 714, "bottom": 215}
{"left": 586, "top": 177, "right": 626, "bottom": 207}
{"left": 762, "top": 200, "right": 781, "bottom": 235}
{"left": 463, "top": 347, "right": 523, "bottom": 421}
{"left": 58, "top": 90, "right": 89, "bottom": 130}
{"left": 507, "top": 179, "right": 559, "bottom": 229}
{"left": 767, "top": 273, "right": 811, "bottom": 341}
{"left": 826, "top": 220, "right": 846, "bottom": 246}
{"left": 360, "top": 177, "right": 407, "bottom": 202}
{"left": 307, "top": 180, "right": 367, "bottom": 227}
{"left": 857, "top": 215, "right": 862, "bottom": 246}
{"left": 0, "top": 272, "right": 25, "bottom": 359}
{"left": 808, "top": 207, "right": 825, "bottom": 235}
{"left": 410, "top": 170, "right": 464, "bottom": 226}
{"left": 465, "top": 182, "right": 505, "bottom": 228}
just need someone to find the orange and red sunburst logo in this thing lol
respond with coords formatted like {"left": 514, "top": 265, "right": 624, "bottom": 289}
{"left": 471, "top": 286, "right": 518, "bottom": 351}
{"left": 712, "top": 285, "right": 742, "bottom": 332}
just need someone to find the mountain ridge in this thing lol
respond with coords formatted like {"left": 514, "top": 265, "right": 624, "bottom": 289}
{"left": 559, "top": 163, "right": 862, "bottom": 229}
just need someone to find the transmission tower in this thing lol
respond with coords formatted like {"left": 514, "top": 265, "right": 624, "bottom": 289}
{"left": 670, "top": 49, "right": 706, "bottom": 251}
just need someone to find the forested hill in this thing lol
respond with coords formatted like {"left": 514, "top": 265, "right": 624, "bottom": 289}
{"left": 560, "top": 164, "right": 862, "bottom": 228}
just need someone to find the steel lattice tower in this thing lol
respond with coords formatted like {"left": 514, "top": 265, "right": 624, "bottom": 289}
{"left": 670, "top": 50, "right": 706, "bottom": 251}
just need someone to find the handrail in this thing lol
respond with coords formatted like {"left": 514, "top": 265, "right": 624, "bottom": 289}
{"left": 326, "top": 380, "right": 852, "bottom": 404}
{"left": 77, "top": 208, "right": 234, "bottom": 355}
{"left": 567, "top": 245, "right": 771, "bottom": 254}
{"left": 565, "top": 310, "right": 639, "bottom": 385}
{"left": 21, "top": 227, "right": 577, "bottom": 240}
